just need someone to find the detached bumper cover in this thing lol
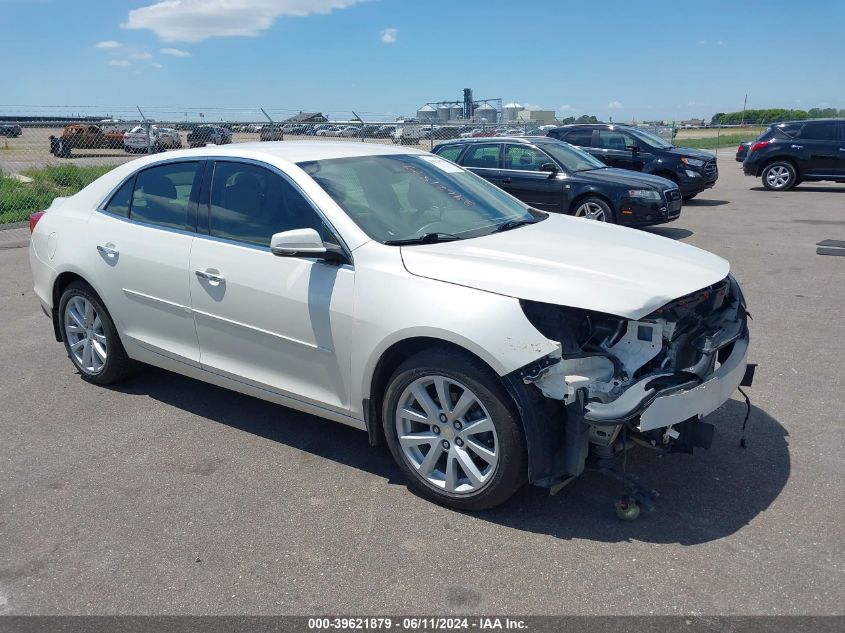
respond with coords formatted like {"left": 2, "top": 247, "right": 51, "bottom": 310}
{"left": 583, "top": 331, "right": 749, "bottom": 432}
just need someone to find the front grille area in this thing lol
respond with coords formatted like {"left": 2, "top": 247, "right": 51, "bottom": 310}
{"left": 704, "top": 160, "right": 718, "bottom": 179}
{"left": 665, "top": 188, "right": 682, "bottom": 202}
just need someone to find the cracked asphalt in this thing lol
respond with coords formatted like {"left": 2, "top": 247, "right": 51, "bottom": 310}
{"left": 0, "top": 155, "right": 843, "bottom": 615}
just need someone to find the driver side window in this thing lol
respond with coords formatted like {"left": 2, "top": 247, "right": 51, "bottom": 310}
{"left": 504, "top": 145, "right": 551, "bottom": 171}
{"left": 597, "top": 130, "right": 634, "bottom": 150}
{"left": 209, "top": 162, "right": 330, "bottom": 247}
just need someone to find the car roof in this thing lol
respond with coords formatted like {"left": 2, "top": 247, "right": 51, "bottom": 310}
{"left": 129, "top": 141, "right": 429, "bottom": 163}
{"left": 771, "top": 118, "right": 843, "bottom": 125}
{"left": 435, "top": 136, "right": 556, "bottom": 145}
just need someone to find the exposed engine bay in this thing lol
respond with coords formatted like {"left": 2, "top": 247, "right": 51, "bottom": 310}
{"left": 519, "top": 275, "right": 751, "bottom": 475}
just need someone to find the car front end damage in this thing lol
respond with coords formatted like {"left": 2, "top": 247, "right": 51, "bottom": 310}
{"left": 507, "top": 275, "right": 753, "bottom": 500}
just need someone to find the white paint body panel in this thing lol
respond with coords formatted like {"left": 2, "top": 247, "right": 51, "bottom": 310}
{"left": 401, "top": 214, "right": 730, "bottom": 320}
{"left": 29, "top": 141, "right": 734, "bottom": 433}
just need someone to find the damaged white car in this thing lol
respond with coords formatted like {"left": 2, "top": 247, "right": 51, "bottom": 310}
{"left": 29, "top": 142, "right": 752, "bottom": 514}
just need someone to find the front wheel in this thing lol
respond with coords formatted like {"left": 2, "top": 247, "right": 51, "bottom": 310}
{"left": 58, "top": 281, "right": 137, "bottom": 385}
{"left": 382, "top": 348, "right": 527, "bottom": 511}
{"left": 762, "top": 161, "right": 797, "bottom": 191}
{"left": 573, "top": 197, "right": 614, "bottom": 223}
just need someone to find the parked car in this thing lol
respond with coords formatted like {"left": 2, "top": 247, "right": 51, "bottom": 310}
{"left": 28, "top": 142, "right": 751, "bottom": 512}
{"left": 339, "top": 125, "right": 361, "bottom": 137}
{"left": 306, "top": 124, "right": 336, "bottom": 136}
{"left": 187, "top": 125, "right": 232, "bottom": 148}
{"left": 736, "top": 141, "right": 752, "bottom": 162}
{"left": 742, "top": 119, "right": 845, "bottom": 190}
{"left": 259, "top": 125, "right": 285, "bottom": 142}
{"left": 315, "top": 126, "right": 342, "bottom": 137}
{"left": 123, "top": 126, "right": 182, "bottom": 153}
{"left": 548, "top": 124, "right": 718, "bottom": 200}
{"left": 0, "top": 123, "right": 22, "bottom": 137}
{"left": 433, "top": 137, "right": 681, "bottom": 226}
{"left": 49, "top": 124, "right": 125, "bottom": 158}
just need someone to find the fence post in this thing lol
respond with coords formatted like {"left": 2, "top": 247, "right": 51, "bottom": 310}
{"left": 137, "top": 106, "right": 151, "bottom": 154}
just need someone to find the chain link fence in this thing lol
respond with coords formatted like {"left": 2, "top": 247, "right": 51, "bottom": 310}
{"left": 0, "top": 105, "right": 557, "bottom": 224}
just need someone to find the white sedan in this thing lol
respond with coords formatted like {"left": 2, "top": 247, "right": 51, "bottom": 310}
{"left": 28, "top": 142, "right": 751, "bottom": 511}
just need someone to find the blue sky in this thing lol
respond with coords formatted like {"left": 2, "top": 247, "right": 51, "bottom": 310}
{"left": 1, "top": 0, "right": 843, "bottom": 121}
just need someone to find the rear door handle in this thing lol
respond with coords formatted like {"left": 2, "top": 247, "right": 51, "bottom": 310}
{"left": 195, "top": 269, "right": 225, "bottom": 284}
{"left": 96, "top": 244, "right": 118, "bottom": 258}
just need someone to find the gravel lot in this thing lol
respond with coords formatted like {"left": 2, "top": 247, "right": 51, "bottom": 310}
{"left": 0, "top": 155, "right": 843, "bottom": 615}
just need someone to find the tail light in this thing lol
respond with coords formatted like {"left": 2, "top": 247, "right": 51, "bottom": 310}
{"left": 29, "top": 211, "right": 46, "bottom": 233}
{"left": 737, "top": 144, "right": 744, "bottom": 152}
{"left": 750, "top": 140, "right": 771, "bottom": 153}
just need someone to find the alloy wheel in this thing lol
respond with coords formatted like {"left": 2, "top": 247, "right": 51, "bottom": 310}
{"left": 395, "top": 375, "right": 499, "bottom": 495}
{"left": 574, "top": 201, "right": 607, "bottom": 221}
{"left": 64, "top": 296, "right": 108, "bottom": 374}
{"left": 765, "top": 165, "right": 791, "bottom": 189}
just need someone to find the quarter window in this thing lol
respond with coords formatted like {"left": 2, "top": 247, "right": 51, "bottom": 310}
{"left": 209, "top": 162, "right": 328, "bottom": 247}
{"left": 461, "top": 144, "right": 501, "bottom": 169}
{"left": 434, "top": 145, "right": 463, "bottom": 162}
{"left": 562, "top": 129, "right": 594, "bottom": 147}
{"left": 130, "top": 161, "right": 199, "bottom": 229}
{"left": 504, "top": 145, "right": 551, "bottom": 171}
{"left": 104, "top": 177, "right": 133, "bottom": 218}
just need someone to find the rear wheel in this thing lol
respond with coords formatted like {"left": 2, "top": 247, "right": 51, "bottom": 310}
{"left": 573, "top": 197, "right": 614, "bottom": 223}
{"left": 382, "top": 348, "right": 527, "bottom": 510}
{"left": 762, "top": 161, "right": 797, "bottom": 191}
{"left": 58, "top": 281, "right": 137, "bottom": 385}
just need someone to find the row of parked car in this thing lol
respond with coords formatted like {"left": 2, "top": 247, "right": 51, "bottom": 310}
{"left": 48, "top": 123, "right": 233, "bottom": 158}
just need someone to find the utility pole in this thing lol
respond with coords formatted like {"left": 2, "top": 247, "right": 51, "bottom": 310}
{"left": 741, "top": 94, "right": 748, "bottom": 126}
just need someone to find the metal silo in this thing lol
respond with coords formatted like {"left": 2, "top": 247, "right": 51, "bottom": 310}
{"left": 474, "top": 103, "right": 498, "bottom": 123}
{"left": 449, "top": 104, "right": 463, "bottom": 120}
{"left": 416, "top": 104, "right": 436, "bottom": 122}
{"left": 437, "top": 104, "right": 451, "bottom": 123}
{"left": 503, "top": 102, "right": 524, "bottom": 122}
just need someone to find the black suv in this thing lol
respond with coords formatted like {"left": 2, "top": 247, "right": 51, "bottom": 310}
{"left": 432, "top": 137, "right": 681, "bottom": 226}
{"left": 547, "top": 124, "right": 718, "bottom": 200}
{"left": 742, "top": 119, "right": 845, "bottom": 191}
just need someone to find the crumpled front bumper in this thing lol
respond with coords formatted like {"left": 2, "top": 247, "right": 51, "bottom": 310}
{"left": 583, "top": 330, "right": 750, "bottom": 432}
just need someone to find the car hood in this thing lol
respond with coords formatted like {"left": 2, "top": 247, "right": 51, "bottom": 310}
{"left": 574, "top": 167, "right": 676, "bottom": 190}
{"left": 663, "top": 146, "right": 716, "bottom": 161}
{"left": 400, "top": 215, "right": 729, "bottom": 320}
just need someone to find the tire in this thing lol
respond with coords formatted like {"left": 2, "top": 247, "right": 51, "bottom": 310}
{"left": 572, "top": 196, "right": 615, "bottom": 223}
{"left": 58, "top": 281, "right": 137, "bottom": 385}
{"left": 382, "top": 347, "right": 527, "bottom": 511}
{"left": 762, "top": 161, "right": 797, "bottom": 191}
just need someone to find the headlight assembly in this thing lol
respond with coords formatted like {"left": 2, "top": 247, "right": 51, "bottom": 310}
{"left": 628, "top": 189, "right": 662, "bottom": 200}
{"left": 680, "top": 157, "right": 705, "bottom": 168}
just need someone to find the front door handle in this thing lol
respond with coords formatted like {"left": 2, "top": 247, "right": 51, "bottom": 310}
{"left": 195, "top": 269, "right": 225, "bottom": 284}
{"left": 96, "top": 244, "right": 118, "bottom": 258}
{"left": 501, "top": 177, "right": 512, "bottom": 184}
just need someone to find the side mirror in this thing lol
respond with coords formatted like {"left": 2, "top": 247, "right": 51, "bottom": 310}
{"left": 627, "top": 145, "right": 640, "bottom": 154}
{"left": 270, "top": 228, "right": 347, "bottom": 264}
{"left": 539, "top": 162, "right": 559, "bottom": 173}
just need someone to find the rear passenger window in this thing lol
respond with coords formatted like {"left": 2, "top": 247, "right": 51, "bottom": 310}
{"left": 131, "top": 162, "right": 199, "bottom": 229}
{"left": 799, "top": 121, "right": 837, "bottom": 140}
{"left": 461, "top": 144, "right": 500, "bottom": 169}
{"left": 562, "top": 129, "right": 594, "bottom": 146}
{"left": 434, "top": 146, "right": 463, "bottom": 162}
{"left": 104, "top": 177, "right": 133, "bottom": 218}
{"left": 209, "top": 162, "right": 328, "bottom": 247}
{"left": 597, "top": 130, "right": 633, "bottom": 150}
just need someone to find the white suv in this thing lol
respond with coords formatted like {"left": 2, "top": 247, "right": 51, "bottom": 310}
{"left": 28, "top": 142, "right": 751, "bottom": 510}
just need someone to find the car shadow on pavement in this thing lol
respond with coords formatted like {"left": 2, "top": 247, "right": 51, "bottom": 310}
{"left": 111, "top": 369, "right": 789, "bottom": 546}
{"left": 750, "top": 186, "right": 845, "bottom": 193}
{"left": 684, "top": 198, "right": 730, "bottom": 206}
{"left": 642, "top": 226, "right": 693, "bottom": 240}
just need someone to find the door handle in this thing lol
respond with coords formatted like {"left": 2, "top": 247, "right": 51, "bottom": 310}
{"left": 195, "top": 269, "right": 225, "bottom": 284}
{"left": 96, "top": 244, "right": 118, "bottom": 258}
{"left": 502, "top": 177, "right": 512, "bottom": 184}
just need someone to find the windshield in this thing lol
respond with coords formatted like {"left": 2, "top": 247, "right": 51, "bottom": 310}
{"left": 626, "top": 127, "right": 674, "bottom": 149}
{"left": 540, "top": 141, "right": 606, "bottom": 172}
{"left": 299, "top": 154, "right": 540, "bottom": 244}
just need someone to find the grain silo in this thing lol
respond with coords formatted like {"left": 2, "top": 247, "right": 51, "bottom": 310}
{"left": 474, "top": 102, "right": 498, "bottom": 123}
{"left": 503, "top": 102, "right": 524, "bottom": 122}
{"left": 437, "top": 104, "right": 451, "bottom": 123}
{"left": 416, "top": 104, "right": 437, "bottom": 122}
{"left": 449, "top": 104, "right": 463, "bottom": 120}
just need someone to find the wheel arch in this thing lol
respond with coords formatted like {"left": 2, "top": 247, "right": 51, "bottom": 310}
{"left": 51, "top": 269, "right": 110, "bottom": 343}
{"left": 759, "top": 156, "right": 800, "bottom": 177}
{"left": 568, "top": 190, "right": 614, "bottom": 216}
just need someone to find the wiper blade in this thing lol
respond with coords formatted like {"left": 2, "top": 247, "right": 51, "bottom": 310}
{"left": 491, "top": 218, "right": 541, "bottom": 233}
{"left": 383, "top": 232, "right": 461, "bottom": 246}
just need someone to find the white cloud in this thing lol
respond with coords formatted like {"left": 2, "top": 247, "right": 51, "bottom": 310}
{"left": 716, "top": 39, "right": 724, "bottom": 46}
{"left": 379, "top": 27, "right": 397, "bottom": 44}
{"left": 698, "top": 39, "right": 706, "bottom": 45}
{"left": 122, "top": 0, "right": 365, "bottom": 43}
{"left": 130, "top": 52, "right": 153, "bottom": 59}
{"left": 151, "top": 62, "right": 163, "bottom": 68}
{"left": 96, "top": 40, "right": 122, "bottom": 49}
{"left": 558, "top": 104, "right": 575, "bottom": 112}
{"left": 607, "top": 101, "right": 623, "bottom": 110}
{"left": 687, "top": 101, "right": 699, "bottom": 107}
{"left": 160, "top": 47, "right": 191, "bottom": 57}
{"left": 109, "top": 60, "right": 131, "bottom": 67}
